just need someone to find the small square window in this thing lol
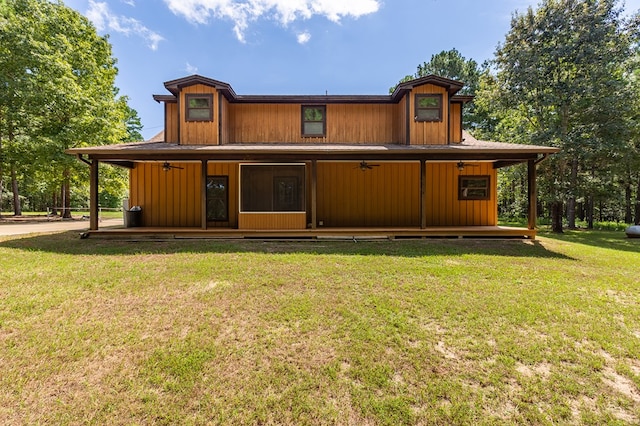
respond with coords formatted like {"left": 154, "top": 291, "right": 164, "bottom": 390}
{"left": 302, "top": 105, "right": 326, "bottom": 137}
{"left": 415, "top": 94, "right": 442, "bottom": 122}
{"left": 186, "top": 94, "right": 213, "bottom": 122}
{"left": 459, "top": 176, "right": 490, "bottom": 200}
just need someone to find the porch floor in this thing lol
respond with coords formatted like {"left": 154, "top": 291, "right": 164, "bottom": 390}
{"left": 82, "top": 226, "right": 536, "bottom": 240}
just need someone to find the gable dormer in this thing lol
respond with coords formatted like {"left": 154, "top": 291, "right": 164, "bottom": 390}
{"left": 154, "top": 75, "right": 237, "bottom": 145}
{"left": 391, "top": 75, "right": 465, "bottom": 145}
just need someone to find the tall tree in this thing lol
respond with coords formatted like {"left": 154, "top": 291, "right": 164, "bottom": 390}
{"left": 0, "top": 0, "right": 129, "bottom": 216}
{"left": 490, "top": 0, "right": 638, "bottom": 232}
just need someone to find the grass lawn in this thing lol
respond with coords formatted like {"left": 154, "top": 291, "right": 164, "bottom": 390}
{"left": 1, "top": 230, "right": 639, "bottom": 425}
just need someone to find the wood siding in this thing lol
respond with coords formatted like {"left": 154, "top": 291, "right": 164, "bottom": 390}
{"left": 165, "top": 103, "right": 178, "bottom": 143}
{"left": 449, "top": 102, "right": 462, "bottom": 143}
{"left": 394, "top": 94, "right": 409, "bottom": 144}
{"left": 316, "top": 162, "right": 420, "bottom": 227}
{"left": 219, "top": 96, "right": 230, "bottom": 144}
{"left": 409, "top": 84, "right": 449, "bottom": 145}
{"left": 169, "top": 82, "right": 464, "bottom": 146}
{"left": 227, "top": 104, "right": 397, "bottom": 144}
{"left": 238, "top": 212, "right": 306, "bottom": 229}
{"left": 207, "top": 162, "right": 239, "bottom": 228}
{"left": 179, "top": 84, "right": 219, "bottom": 145}
{"left": 425, "top": 162, "right": 497, "bottom": 226}
{"left": 129, "top": 162, "right": 202, "bottom": 227}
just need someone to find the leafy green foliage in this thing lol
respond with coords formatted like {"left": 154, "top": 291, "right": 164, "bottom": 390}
{"left": 0, "top": 0, "right": 140, "bottom": 214}
{"left": 478, "top": 0, "right": 640, "bottom": 230}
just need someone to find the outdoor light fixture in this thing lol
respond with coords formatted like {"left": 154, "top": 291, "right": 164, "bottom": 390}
{"left": 457, "top": 161, "right": 465, "bottom": 171}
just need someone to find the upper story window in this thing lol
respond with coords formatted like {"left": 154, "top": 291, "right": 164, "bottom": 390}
{"left": 186, "top": 94, "right": 213, "bottom": 122}
{"left": 302, "top": 105, "right": 326, "bottom": 137}
{"left": 415, "top": 94, "right": 443, "bottom": 122}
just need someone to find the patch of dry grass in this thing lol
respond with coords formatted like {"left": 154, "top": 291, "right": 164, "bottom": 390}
{"left": 0, "top": 231, "right": 639, "bottom": 424}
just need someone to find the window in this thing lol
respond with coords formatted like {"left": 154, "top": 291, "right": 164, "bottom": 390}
{"left": 207, "top": 176, "right": 228, "bottom": 221}
{"left": 302, "top": 105, "right": 326, "bottom": 137}
{"left": 415, "top": 94, "right": 442, "bottom": 122}
{"left": 459, "top": 176, "right": 490, "bottom": 200}
{"left": 241, "top": 164, "right": 305, "bottom": 212}
{"left": 186, "top": 94, "right": 213, "bottom": 121}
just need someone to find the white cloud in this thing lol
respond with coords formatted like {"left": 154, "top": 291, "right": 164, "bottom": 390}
{"left": 163, "top": 0, "right": 380, "bottom": 42}
{"left": 185, "top": 62, "right": 199, "bottom": 74}
{"left": 121, "top": 0, "right": 136, "bottom": 6}
{"left": 87, "top": 1, "right": 164, "bottom": 50}
{"left": 297, "top": 31, "right": 311, "bottom": 44}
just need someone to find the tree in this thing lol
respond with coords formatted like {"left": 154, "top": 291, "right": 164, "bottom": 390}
{"left": 490, "top": 0, "right": 639, "bottom": 232}
{"left": 0, "top": 0, "right": 130, "bottom": 216}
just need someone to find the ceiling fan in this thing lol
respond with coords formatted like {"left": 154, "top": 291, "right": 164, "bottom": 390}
{"left": 162, "top": 162, "right": 184, "bottom": 171}
{"left": 356, "top": 160, "right": 380, "bottom": 171}
{"left": 456, "top": 161, "right": 479, "bottom": 171}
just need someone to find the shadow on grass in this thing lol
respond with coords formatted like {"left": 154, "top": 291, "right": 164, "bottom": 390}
{"left": 0, "top": 230, "right": 574, "bottom": 259}
{"left": 539, "top": 229, "right": 640, "bottom": 255}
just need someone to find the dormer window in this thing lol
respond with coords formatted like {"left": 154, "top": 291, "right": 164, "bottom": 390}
{"left": 415, "top": 94, "right": 442, "bottom": 122}
{"left": 302, "top": 105, "right": 326, "bottom": 137}
{"left": 186, "top": 94, "right": 213, "bottom": 121}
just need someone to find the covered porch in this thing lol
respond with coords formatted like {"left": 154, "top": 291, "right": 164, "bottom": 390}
{"left": 67, "top": 133, "right": 558, "bottom": 240}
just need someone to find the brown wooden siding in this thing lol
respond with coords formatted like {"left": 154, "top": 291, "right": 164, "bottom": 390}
{"left": 129, "top": 162, "right": 202, "bottom": 227}
{"left": 449, "top": 102, "right": 462, "bottom": 143}
{"left": 206, "top": 162, "right": 238, "bottom": 228}
{"left": 219, "top": 96, "right": 230, "bottom": 144}
{"left": 394, "top": 94, "right": 408, "bottom": 144}
{"left": 316, "top": 161, "right": 420, "bottom": 227}
{"left": 227, "top": 104, "right": 398, "bottom": 144}
{"left": 238, "top": 212, "right": 306, "bottom": 229}
{"left": 409, "top": 84, "right": 449, "bottom": 145}
{"left": 425, "top": 162, "right": 497, "bottom": 226}
{"left": 180, "top": 84, "right": 219, "bottom": 145}
{"left": 165, "top": 103, "right": 178, "bottom": 143}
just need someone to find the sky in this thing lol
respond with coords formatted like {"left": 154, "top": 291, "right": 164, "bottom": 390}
{"left": 62, "top": 0, "right": 640, "bottom": 140}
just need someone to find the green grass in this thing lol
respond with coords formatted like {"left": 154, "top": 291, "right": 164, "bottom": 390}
{"left": 0, "top": 231, "right": 639, "bottom": 424}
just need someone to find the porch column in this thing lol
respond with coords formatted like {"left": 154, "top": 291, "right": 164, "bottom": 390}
{"left": 201, "top": 159, "right": 208, "bottom": 230}
{"left": 420, "top": 160, "right": 426, "bottom": 229}
{"left": 528, "top": 159, "right": 537, "bottom": 230}
{"left": 89, "top": 159, "right": 99, "bottom": 231}
{"left": 311, "top": 160, "right": 317, "bottom": 229}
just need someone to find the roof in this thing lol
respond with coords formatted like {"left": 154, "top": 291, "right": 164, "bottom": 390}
{"left": 153, "top": 74, "right": 470, "bottom": 105}
{"left": 66, "top": 131, "right": 559, "bottom": 165}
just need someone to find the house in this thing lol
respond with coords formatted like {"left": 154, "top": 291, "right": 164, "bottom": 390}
{"left": 67, "top": 74, "right": 559, "bottom": 239}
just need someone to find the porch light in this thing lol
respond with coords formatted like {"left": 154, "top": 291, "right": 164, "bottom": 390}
{"left": 457, "top": 161, "right": 465, "bottom": 171}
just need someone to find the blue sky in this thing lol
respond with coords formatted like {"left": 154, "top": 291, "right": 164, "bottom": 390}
{"left": 63, "top": 0, "right": 640, "bottom": 140}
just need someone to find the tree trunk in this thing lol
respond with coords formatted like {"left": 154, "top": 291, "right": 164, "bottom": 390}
{"left": 635, "top": 176, "right": 640, "bottom": 225}
{"left": 566, "top": 157, "right": 578, "bottom": 229}
{"left": 11, "top": 164, "right": 21, "bottom": 216}
{"left": 51, "top": 191, "right": 58, "bottom": 216}
{"left": 62, "top": 168, "right": 71, "bottom": 218}
{"left": 551, "top": 201, "right": 563, "bottom": 233}
{"left": 586, "top": 196, "right": 594, "bottom": 229}
{"left": 625, "top": 182, "right": 632, "bottom": 224}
